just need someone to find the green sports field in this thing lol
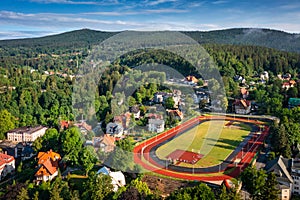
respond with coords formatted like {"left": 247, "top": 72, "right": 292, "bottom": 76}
{"left": 155, "top": 120, "right": 252, "bottom": 168}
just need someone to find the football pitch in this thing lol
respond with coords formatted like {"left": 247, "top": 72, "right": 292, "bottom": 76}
{"left": 155, "top": 120, "right": 252, "bottom": 168}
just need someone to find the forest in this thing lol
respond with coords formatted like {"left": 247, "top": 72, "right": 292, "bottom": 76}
{"left": 0, "top": 29, "right": 300, "bottom": 199}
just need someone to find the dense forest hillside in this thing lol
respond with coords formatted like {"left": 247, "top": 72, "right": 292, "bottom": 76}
{"left": 0, "top": 28, "right": 299, "bottom": 53}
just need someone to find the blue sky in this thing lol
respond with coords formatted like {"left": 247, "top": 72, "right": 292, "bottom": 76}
{"left": 0, "top": 0, "right": 299, "bottom": 39}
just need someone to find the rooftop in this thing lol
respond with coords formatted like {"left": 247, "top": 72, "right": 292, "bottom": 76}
{"left": 7, "top": 125, "right": 46, "bottom": 135}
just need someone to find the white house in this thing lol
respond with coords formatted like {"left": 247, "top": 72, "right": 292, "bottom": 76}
{"left": 0, "top": 152, "right": 15, "bottom": 180}
{"left": 106, "top": 122, "right": 124, "bottom": 137}
{"left": 35, "top": 150, "right": 61, "bottom": 183}
{"left": 148, "top": 119, "right": 165, "bottom": 133}
{"left": 97, "top": 166, "right": 126, "bottom": 192}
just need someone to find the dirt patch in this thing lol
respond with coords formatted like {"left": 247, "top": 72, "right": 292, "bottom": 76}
{"left": 142, "top": 174, "right": 198, "bottom": 197}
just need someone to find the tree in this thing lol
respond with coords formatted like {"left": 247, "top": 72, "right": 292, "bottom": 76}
{"left": 61, "top": 127, "right": 84, "bottom": 165}
{"left": 241, "top": 166, "right": 269, "bottom": 200}
{"left": 80, "top": 146, "right": 97, "bottom": 176}
{"left": 33, "top": 191, "right": 39, "bottom": 200}
{"left": 164, "top": 96, "right": 175, "bottom": 109}
{"left": 16, "top": 187, "right": 29, "bottom": 200}
{"left": 82, "top": 172, "right": 113, "bottom": 200}
{"left": 49, "top": 182, "right": 63, "bottom": 200}
{"left": 0, "top": 109, "right": 15, "bottom": 139}
{"left": 262, "top": 172, "right": 279, "bottom": 200}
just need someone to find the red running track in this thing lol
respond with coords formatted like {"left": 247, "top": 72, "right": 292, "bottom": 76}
{"left": 133, "top": 115, "right": 269, "bottom": 182}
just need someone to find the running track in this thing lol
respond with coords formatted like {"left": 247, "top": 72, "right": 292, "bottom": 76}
{"left": 133, "top": 115, "right": 269, "bottom": 182}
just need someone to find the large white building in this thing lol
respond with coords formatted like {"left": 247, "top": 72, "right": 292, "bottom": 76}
{"left": 7, "top": 125, "right": 48, "bottom": 142}
{"left": 0, "top": 152, "right": 15, "bottom": 180}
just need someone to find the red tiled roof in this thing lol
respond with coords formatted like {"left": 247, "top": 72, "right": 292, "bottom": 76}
{"left": 102, "top": 134, "right": 116, "bottom": 146}
{"left": 35, "top": 159, "right": 57, "bottom": 176}
{"left": 0, "top": 153, "right": 14, "bottom": 167}
{"left": 37, "top": 150, "right": 61, "bottom": 165}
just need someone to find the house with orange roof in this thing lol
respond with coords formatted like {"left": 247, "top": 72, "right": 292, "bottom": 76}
{"left": 88, "top": 135, "right": 116, "bottom": 153}
{"left": 0, "top": 152, "right": 15, "bottom": 180}
{"left": 185, "top": 75, "right": 199, "bottom": 85}
{"left": 35, "top": 149, "right": 61, "bottom": 183}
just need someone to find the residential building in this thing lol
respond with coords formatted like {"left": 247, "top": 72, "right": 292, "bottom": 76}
{"left": 184, "top": 75, "right": 198, "bottom": 85}
{"left": 97, "top": 166, "right": 126, "bottom": 192}
{"left": 167, "top": 109, "right": 184, "bottom": 121}
{"left": 0, "top": 140, "right": 18, "bottom": 158}
{"left": 86, "top": 135, "right": 116, "bottom": 153}
{"left": 35, "top": 149, "right": 61, "bottom": 183}
{"left": 265, "top": 156, "right": 293, "bottom": 200}
{"left": 282, "top": 81, "right": 296, "bottom": 90}
{"left": 129, "top": 106, "right": 141, "bottom": 119}
{"left": 74, "top": 120, "right": 92, "bottom": 135}
{"left": 7, "top": 125, "right": 47, "bottom": 142}
{"left": 146, "top": 113, "right": 163, "bottom": 120}
{"left": 114, "top": 112, "right": 131, "bottom": 129}
{"left": 0, "top": 152, "right": 15, "bottom": 180}
{"left": 106, "top": 122, "right": 124, "bottom": 137}
{"left": 148, "top": 119, "right": 165, "bottom": 133}
{"left": 260, "top": 71, "right": 269, "bottom": 81}
{"left": 234, "top": 99, "right": 251, "bottom": 115}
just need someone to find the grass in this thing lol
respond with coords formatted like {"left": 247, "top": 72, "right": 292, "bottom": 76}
{"left": 156, "top": 120, "right": 251, "bottom": 168}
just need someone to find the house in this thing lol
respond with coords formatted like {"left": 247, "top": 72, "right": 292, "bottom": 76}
{"left": 7, "top": 125, "right": 48, "bottom": 142}
{"left": 167, "top": 109, "right": 184, "bottom": 121}
{"left": 154, "top": 92, "right": 169, "bottom": 103}
{"left": 240, "top": 88, "right": 249, "bottom": 99}
{"left": 288, "top": 98, "right": 300, "bottom": 109}
{"left": 106, "top": 122, "right": 124, "bottom": 137}
{"left": 260, "top": 71, "right": 269, "bottom": 81}
{"left": 114, "top": 112, "right": 131, "bottom": 129}
{"left": 193, "top": 91, "right": 210, "bottom": 104}
{"left": 60, "top": 120, "right": 71, "bottom": 130}
{"left": 233, "top": 99, "right": 251, "bottom": 115}
{"left": 265, "top": 156, "right": 293, "bottom": 200}
{"left": 234, "top": 75, "right": 246, "bottom": 84}
{"left": 15, "top": 142, "right": 35, "bottom": 161}
{"left": 74, "top": 120, "right": 92, "bottom": 135}
{"left": 35, "top": 150, "right": 61, "bottom": 183}
{"left": 0, "top": 140, "right": 18, "bottom": 158}
{"left": 0, "top": 152, "right": 15, "bottom": 180}
{"left": 97, "top": 166, "right": 126, "bottom": 192}
{"left": 145, "top": 113, "right": 163, "bottom": 120}
{"left": 282, "top": 80, "right": 296, "bottom": 90}
{"left": 90, "top": 135, "right": 116, "bottom": 153}
{"left": 129, "top": 106, "right": 141, "bottom": 119}
{"left": 148, "top": 119, "right": 165, "bottom": 133}
{"left": 185, "top": 75, "right": 198, "bottom": 85}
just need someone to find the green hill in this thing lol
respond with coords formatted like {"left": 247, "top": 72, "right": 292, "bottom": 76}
{"left": 0, "top": 28, "right": 299, "bottom": 53}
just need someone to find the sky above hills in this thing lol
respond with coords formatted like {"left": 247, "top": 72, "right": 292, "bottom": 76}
{"left": 0, "top": 0, "right": 300, "bottom": 39}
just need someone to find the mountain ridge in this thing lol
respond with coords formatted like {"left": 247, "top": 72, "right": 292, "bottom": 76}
{"left": 0, "top": 28, "right": 299, "bottom": 53}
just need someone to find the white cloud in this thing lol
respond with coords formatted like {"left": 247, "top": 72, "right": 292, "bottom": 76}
{"left": 212, "top": 0, "right": 228, "bottom": 5}
{"left": 29, "top": 0, "right": 119, "bottom": 5}
{"left": 83, "top": 8, "right": 187, "bottom": 16}
{"left": 146, "top": 0, "right": 177, "bottom": 6}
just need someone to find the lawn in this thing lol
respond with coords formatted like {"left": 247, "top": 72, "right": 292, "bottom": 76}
{"left": 156, "top": 120, "right": 251, "bottom": 168}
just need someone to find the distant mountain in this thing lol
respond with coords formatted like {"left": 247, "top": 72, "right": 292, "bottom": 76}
{"left": 0, "top": 28, "right": 299, "bottom": 53}
{"left": 183, "top": 28, "right": 300, "bottom": 53}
